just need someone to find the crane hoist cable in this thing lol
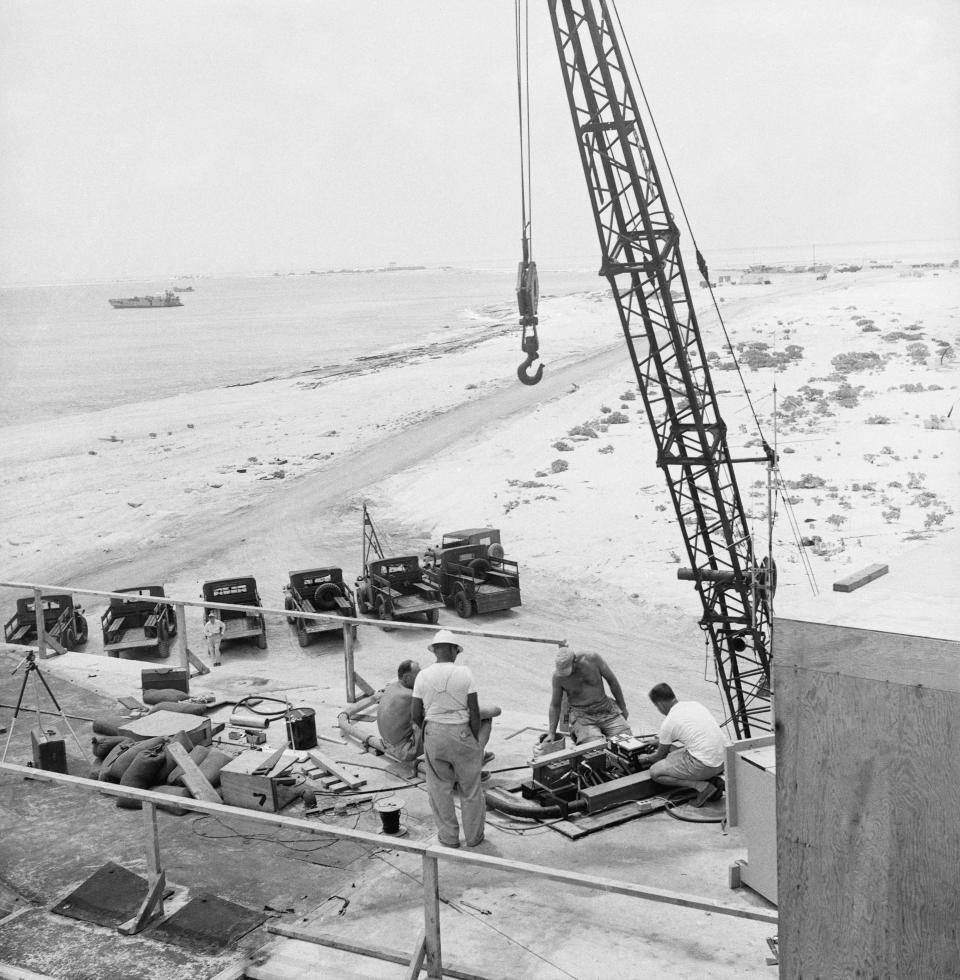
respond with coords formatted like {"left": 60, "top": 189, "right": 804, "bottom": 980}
{"left": 514, "top": 0, "right": 543, "bottom": 386}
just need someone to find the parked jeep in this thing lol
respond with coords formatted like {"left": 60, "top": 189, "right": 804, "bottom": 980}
{"left": 424, "top": 528, "right": 521, "bottom": 618}
{"left": 100, "top": 585, "right": 177, "bottom": 658}
{"left": 201, "top": 576, "right": 267, "bottom": 650}
{"left": 3, "top": 593, "right": 88, "bottom": 653}
{"left": 283, "top": 567, "right": 358, "bottom": 647}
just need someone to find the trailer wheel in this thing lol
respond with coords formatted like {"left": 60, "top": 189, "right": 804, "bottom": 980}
{"left": 284, "top": 595, "right": 297, "bottom": 624}
{"left": 426, "top": 608, "right": 440, "bottom": 625}
{"left": 375, "top": 596, "right": 396, "bottom": 631}
{"left": 454, "top": 590, "right": 474, "bottom": 619}
{"left": 297, "top": 623, "right": 310, "bottom": 648}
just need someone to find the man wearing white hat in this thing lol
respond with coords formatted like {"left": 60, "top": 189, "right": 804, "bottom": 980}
{"left": 411, "top": 629, "right": 499, "bottom": 848}
{"left": 203, "top": 610, "right": 225, "bottom": 666}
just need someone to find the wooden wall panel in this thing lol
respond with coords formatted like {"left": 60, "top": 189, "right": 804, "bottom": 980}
{"left": 776, "top": 662, "right": 960, "bottom": 978}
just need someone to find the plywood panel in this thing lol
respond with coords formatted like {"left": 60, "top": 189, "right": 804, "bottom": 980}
{"left": 775, "top": 618, "right": 960, "bottom": 693}
{"left": 776, "top": 663, "right": 960, "bottom": 979}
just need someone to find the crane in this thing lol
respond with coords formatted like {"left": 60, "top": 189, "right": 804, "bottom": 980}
{"left": 541, "top": 0, "right": 776, "bottom": 737}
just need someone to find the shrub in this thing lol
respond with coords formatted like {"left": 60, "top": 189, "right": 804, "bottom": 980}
{"left": 619, "top": 389, "right": 637, "bottom": 400}
{"left": 826, "top": 514, "right": 847, "bottom": 528}
{"left": 568, "top": 425, "right": 598, "bottom": 439}
{"left": 550, "top": 459, "right": 569, "bottom": 474}
{"left": 606, "top": 412, "right": 630, "bottom": 424}
{"left": 831, "top": 351, "right": 883, "bottom": 373}
{"left": 787, "top": 473, "right": 827, "bottom": 489}
{"left": 924, "top": 512, "right": 946, "bottom": 529}
{"left": 866, "top": 415, "right": 890, "bottom": 424}
{"left": 883, "top": 331, "right": 913, "bottom": 342}
{"left": 906, "top": 342, "right": 930, "bottom": 364}
{"left": 882, "top": 507, "right": 901, "bottom": 523}
{"left": 600, "top": 405, "right": 612, "bottom": 414}
{"left": 598, "top": 444, "right": 614, "bottom": 455}
{"left": 552, "top": 440, "right": 573, "bottom": 452}
{"left": 830, "top": 383, "right": 863, "bottom": 407}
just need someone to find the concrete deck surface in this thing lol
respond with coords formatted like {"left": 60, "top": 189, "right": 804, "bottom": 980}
{"left": 0, "top": 614, "right": 777, "bottom": 980}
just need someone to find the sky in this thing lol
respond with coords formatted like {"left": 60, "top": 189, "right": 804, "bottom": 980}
{"left": 1, "top": 0, "right": 958, "bottom": 283}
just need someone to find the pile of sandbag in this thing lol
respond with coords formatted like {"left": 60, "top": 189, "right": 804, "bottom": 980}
{"left": 90, "top": 701, "right": 234, "bottom": 815}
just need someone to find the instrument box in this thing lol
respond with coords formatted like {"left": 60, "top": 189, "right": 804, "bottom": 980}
{"left": 31, "top": 727, "right": 68, "bottom": 774}
{"left": 220, "top": 751, "right": 301, "bottom": 813}
{"left": 141, "top": 667, "right": 189, "bottom": 695}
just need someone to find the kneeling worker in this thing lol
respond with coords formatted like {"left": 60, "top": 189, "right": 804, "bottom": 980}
{"left": 547, "top": 647, "right": 631, "bottom": 744}
{"left": 647, "top": 682, "right": 727, "bottom": 807}
{"left": 376, "top": 659, "right": 422, "bottom": 763}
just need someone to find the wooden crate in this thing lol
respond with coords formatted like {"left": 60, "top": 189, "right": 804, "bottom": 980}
{"left": 118, "top": 711, "right": 211, "bottom": 747}
{"left": 775, "top": 617, "right": 960, "bottom": 980}
{"left": 220, "top": 751, "right": 301, "bottom": 813}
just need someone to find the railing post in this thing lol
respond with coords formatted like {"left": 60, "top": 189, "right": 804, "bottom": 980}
{"left": 33, "top": 588, "right": 48, "bottom": 660}
{"left": 174, "top": 601, "right": 188, "bottom": 671}
{"left": 343, "top": 622, "right": 357, "bottom": 703}
{"left": 422, "top": 852, "right": 442, "bottom": 978}
{"left": 119, "top": 801, "right": 166, "bottom": 935}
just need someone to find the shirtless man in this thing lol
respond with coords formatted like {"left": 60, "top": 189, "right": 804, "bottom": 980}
{"left": 546, "top": 647, "right": 631, "bottom": 744}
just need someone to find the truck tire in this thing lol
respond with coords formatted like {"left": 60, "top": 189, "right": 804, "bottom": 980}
{"left": 297, "top": 623, "right": 310, "bottom": 648}
{"left": 75, "top": 615, "right": 89, "bottom": 646}
{"left": 257, "top": 622, "right": 268, "bottom": 649}
{"left": 488, "top": 543, "right": 504, "bottom": 560}
{"left": 375, "top": 596, "right": 396, "bottom": 631}
{"left": 426, "top": 608, "right": 440, "bottom": 625}
{"left": 454, "top": 590, "right": 474, "bottom": 619}
{"left": 62, "top": 625, "right": 77, "bottom": 651}
{"left": 284, "top": 595, "right": 297, "bottom": 624}
{"left": 469, "top": 558, "right": 490, "bottom": 581}
{"left": 314, "top": 583, "right": 340, "bottom": 611}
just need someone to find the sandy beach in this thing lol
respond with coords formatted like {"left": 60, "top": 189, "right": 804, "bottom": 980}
{"left": 1, "top": 265, "right": 958, "bottom": 715}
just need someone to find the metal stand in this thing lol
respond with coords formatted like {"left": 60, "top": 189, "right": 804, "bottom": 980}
{"left": 1, "top": 649, "right": 87, "bottom": 764}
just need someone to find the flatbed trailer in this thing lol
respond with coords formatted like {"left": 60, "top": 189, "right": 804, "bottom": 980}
{"left": 100, "top": 585, "right": 176, "bottom": 658}
{"left": 3, "top": 594, "right": 88, "bottom": 653}
{"left": 201, "top": 576, "right": 268, "bottom": 651}
{"left": 284, "top": 567, "right": 358, "bottom": 647}
{"left": 424, "top": 528, "right": 522, "bottom": 618}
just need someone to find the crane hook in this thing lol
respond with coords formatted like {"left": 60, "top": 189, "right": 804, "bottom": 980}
{"left": 517, "top": 352, "right": 544, "bottom": 386}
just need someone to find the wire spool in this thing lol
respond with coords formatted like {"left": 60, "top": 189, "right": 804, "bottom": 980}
{"left": 374, "top": 797, "right": 405, "bottom": 835}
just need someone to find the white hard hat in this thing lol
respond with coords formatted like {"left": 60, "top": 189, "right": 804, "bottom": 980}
{"left": 427, "top": 629, "right": 463, "bottom": 654}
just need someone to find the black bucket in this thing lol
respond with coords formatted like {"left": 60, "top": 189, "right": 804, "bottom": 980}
{"left": 285, "top": 708, "right": 317, "bottom": 750}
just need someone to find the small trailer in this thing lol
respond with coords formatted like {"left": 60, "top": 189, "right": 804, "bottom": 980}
{"left": 355, "top": 505, "right": 444, "bottom": 625}
{"left": 100, "top": 585, "right": 177, "bottom": 658}
{"left": 283, "top": 567, "right": 358, "bottom": 647}
{"left": 3, "top": 594, "right": 88, "bottom": 653}
{"left": 201, "top": 576, "right": 268, "bottom": 651}
{"left": 424, "top": 528, "right": 522, "bottom": 618}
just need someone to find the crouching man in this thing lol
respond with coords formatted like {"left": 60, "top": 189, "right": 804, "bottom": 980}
{"left": 546, "top": 646, "right": 631, "bottom": 745}
{"left": 647, "top": 682, "right": 727, "bottom": 807}
{"left": 376, "top": 659, "right": 423, "bottom": 763}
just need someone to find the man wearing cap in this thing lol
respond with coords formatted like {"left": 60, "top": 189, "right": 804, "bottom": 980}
{"left": 376, "top": 659, "right": 422, "bottom": 764}
{"left": 547, "top": 646, "right": 631, "bottom": 744}
{"left": 203, "top": 610, "right": 225, "bottom": 666}
{"left": 410, "top": 629, "right": 499, "bottom": 848}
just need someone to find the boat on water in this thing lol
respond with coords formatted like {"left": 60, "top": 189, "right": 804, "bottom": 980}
{"left": 172, "top": 285, "right": 194, "bottom": 292}
{"left": 109, "top": 290, "right": 183, "bottom": 309}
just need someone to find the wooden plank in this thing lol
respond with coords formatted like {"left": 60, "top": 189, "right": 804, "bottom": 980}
{"left": 185, "top": 646, "right": 210, "bottom": 676}
{"left": 776, "top": 662, "right": 960, "bottom": 978}
{"left": 421, "top": 855, "right": 442, "bottom": 980}
{"left": 266, "top": 925, "right": 491, "bottom": 980}
{"left": 832, "top": 562, "right": 888, "bottom": 592}
{"left": 306, "top": 750, "right": 366, "bottom": 790}
{"left": 166, "top": 742, "right": 221, "bottom": 803}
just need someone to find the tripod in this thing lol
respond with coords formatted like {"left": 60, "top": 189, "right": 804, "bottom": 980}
{"left": 2, "top": 649, "right": 87, "bottom": 765}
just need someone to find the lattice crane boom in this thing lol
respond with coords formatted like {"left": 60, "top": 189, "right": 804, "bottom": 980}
{"left": 548, "top": 0, "right": 774, "bottom": 737}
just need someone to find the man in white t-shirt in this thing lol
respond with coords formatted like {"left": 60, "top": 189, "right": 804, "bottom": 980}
{"left": 411, "top": 629, "right": 499, "bottom": 848}
{"left": 647, "top": 682, "right": 727, "bottom": 807}
{"left": 203, "top": 611, "right": 225, "bottom": 666}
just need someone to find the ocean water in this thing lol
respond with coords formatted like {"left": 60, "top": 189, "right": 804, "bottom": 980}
{"left": 0, "top": 265, "right": 601, "bottom": 426}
